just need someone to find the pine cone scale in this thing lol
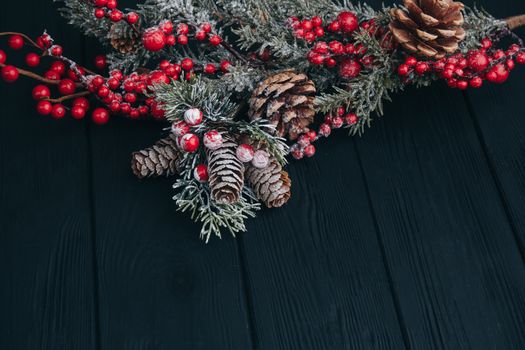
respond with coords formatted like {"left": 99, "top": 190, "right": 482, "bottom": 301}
{"left": 246, "top": 158, "right": 291, "bottom": 208}
{"left": 131, "top": 134, "right": 182, "bottom": 179}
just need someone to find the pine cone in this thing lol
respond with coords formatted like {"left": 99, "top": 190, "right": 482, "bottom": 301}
{"left": 249, "top": 71, "right": 316, "bottom": 140}
{"left": 207, "top": 134, "right": 245, "bottom": 204}
{"left": 110, "top": 22, "right": 140, "bottom": 54}
{"left": 389, "top": 0, "right": 466, "bottom": 59}
{"left": 246, "top": 158, "right": 291, "bottom": 208}
{"left": 131, "top": 134, "right": 183, "bottom": 179}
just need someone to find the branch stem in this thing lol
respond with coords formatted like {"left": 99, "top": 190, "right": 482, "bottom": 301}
{"left": 45, "top": 91, "right": 90, "bottom": 103}
{"left": 0, "top": 62, "right": 66, "bottom": 85}
{"left": 0, "top": 32, "right": 41, "bottom": 49}
{"left": 506, "top": 14, "right": 525, "bottom": 30}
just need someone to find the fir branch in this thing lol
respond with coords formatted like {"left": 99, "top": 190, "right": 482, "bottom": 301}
{"left": 461, "top": 6, "right": 507, "bottom": 52}
{"left": 54, "top": 0, "right": 112, "bottom": 39}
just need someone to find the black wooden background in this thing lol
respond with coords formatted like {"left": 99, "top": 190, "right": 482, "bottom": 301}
{"left": 1, "top": 0, "right": 525, "bottom": 349}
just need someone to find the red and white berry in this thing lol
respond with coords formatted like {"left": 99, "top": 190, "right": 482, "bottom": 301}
{"left": 203, "top": 130, "right": 223, "bottom": 150}
{"left": 184, "top": 108, "right": 203, "bottom": 126}
{"left": 180, "top": 133, "right": 200, "bottom": 153}
{"left": 171, "top": 120, "right": 190, "bottom": 136}
{"left": 193, "top": 164, "right": 209, "bottom": 182}
{"left": 251, "top": 150, "right": 270, "bottom": 169}
{"left": 236, "top": 144, "right": 255, "bottom": 162}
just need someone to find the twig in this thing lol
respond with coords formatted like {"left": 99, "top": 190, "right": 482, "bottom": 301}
{"left": 0, "top": 32, "right": 41, "bottom": 49}
{"left": 0, "top": 62, "right": 67, "bottom": 85}
{"left": 45, "top": 91, "right": 90, "bottom": 103}
{"left": 506, "top": 14, "right": 525, "bottom": 31}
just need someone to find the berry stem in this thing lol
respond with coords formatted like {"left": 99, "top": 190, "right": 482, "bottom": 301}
{"left": 45, "top": 91, "right": 90, "bottom": 103}
{"left": 0, "top": 62, "right": 66, "bottom": 85}
{"left": 506, "top": 14, "right": 525, "bottom": 31}
{"left": 0, "top": 32, "right": 41, "bottom": 49}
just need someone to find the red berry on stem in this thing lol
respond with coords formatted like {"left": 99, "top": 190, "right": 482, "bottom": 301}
{"left": 73, "top": 97, "right": 90, "bottom": 110}
{"left": 109, "top": 10, "right": 123, "bottom": 22}
{"left": 94, "top": 55, "right": 107, "bottom": 70}
{"left": 51, "top": 45, "right": 63, "bottom": 56}
{"left": 397, "top": 64, "right": 409, "bottom": 76}
{"left": 201, "top": 23, "right": 212, "bottom": 33}
{"left": 481, "top": 38, "right": 492, "bottom": 49}
{"left": 106, "top": 0, "right": 117, "bottom": 9}
{"left": 338, "top": 59, "right": 361, "bottom": 79}
{"left": 45, "top": 71, "right": 61, "bottom": 80}
{"left": 181, "top": 58, "right": 194, "bottom": 71}
{"left": 126, "top": 12, "right": 139, "bottom": 24}
{"left": 468, "top": 51, "right": 489, "bottom": 72}
{"left": 177, "top": 23, "right": 189, "bottom": 35}
{"left": 94, "top": 8, "right": 106, "bottom": 19}
{"left": 51, "top": 104, "right": 66, "bottom": 119}
{"left": 181, "top": 133, "right": 200, "bottom": 153}
{"left": 58, "top": 79, "right": 76, "bottom": 95}
{"left": 0, "top": 50, "right": 6, "bottom": 64}
{"left": 148, "top": 71, "right": 170, "bottom": 86}
{"left": 517, "top": 52, "right": 525, "bottom": 64}
{"left": 193, "top": 164, "right": 209, "bottom": 182}
{"left": 469, "top": 77, "right": 483, "bottom": 88}
{"left": 1, "top": 65, "right": 19, "bottom": 83}
{"left": 405, "top": 56, "right": 417, "bottom": 66}
{"left": 97, "top": 85, "right": 110, "bottom": 98}
{"left": 8, "top": 35, "right": 24, "bottom": 50}
{"left": 25, "top": 53, "right": 40, "bottom": 67}
{"left": 177, "top": 35, "right": 189, "bottom": 45}
{"left": 337, "top": 12, "right": 358, "bottom": 33}
{"left": 304, "top": 144, "right": 316, "bottom": 158}
{"left": 456, "top": 80, "right": 468, "bottom": 90}
{"left": 506, "top": 59, "right": 515, "bottom": 70}
{"left": 345, "top": 113, "right": 358, "bottom": 125}
{"left": 92, "top": 108, "right": 110, "bottom": 125}
{"left": 160, "top": 20, "right": 174, "bottom": 34}
{"left": 32, "top": 85, "right": 51, "bottom": 100}
{"left": 220, "top": 60, "right": 231, "bottom": 72}
{"left": 36, "top": 100, "right": 53, "bottom": 115}
{"left": 142, "top": 28, "right": 166, "bottom": 52}
{"left": 204, "top": 63, "right": 216, "bottom": 74}
{"left": 312, "top": 16, "right": 323, "bottom": 27}
{"left": 415, "top": 62, "right": 429, "bottom": 75}
{"left": 195, "top": 31, "right": 207, "bottom": 41}
{"left": 93, "top": 0, "right": 108, "bottom": 6}
{"left": 71, "top": 105, "right": 86, "bottom": 120}
{"left": 209, "top": 35, "right": 222, "bottom": 46}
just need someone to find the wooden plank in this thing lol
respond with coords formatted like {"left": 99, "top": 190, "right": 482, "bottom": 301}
{"left": 0, "top": 3, "right": 98, "bottom": 349}
{"left": 239, "top": 131, "right": 407, "bottom": 349}
{"left": 463, "top": 0, "right": 525, "bottom": 248}
{"left": 354, "top": 83, "right": 525, "bottom": 348}
{"left": 87, "top": 117, "right": 253, "bottom": 349}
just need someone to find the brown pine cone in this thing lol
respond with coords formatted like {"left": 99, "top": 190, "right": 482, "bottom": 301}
{"left": 246, "top": 158, "right": 291, "bottom": 208}
{"left": 131, "top": 134, "right": 183, "bottom": 179}
{"left": 249, "top": 70, "right": 316, "bottom": 141}
{"left": 110, "top": 22, "right": 140, "bottom": 54}
{"left": 206, "top": 134, "right": 245, "bottom": 205}
{"left": 389, "top": 0, "right": 465, "bottom": 59}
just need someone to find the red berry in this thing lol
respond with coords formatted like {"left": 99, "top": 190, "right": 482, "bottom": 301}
{"left": 209, "top": 35, "right": 222, "bottom": 46}
{"left": 109, "top": 101, "right": 121, "bottom": 113}
{"left": 304, "top": 32, "right": 316, "bottom": 42}
{"left": 120, "top": 103, "right": 131, "bottom": 114}
{"left": 97, "top": 85, "right": 110, "bottom": 98}
{"left": 109, "top": 10, "right": 123, "bottom": 22}
{"left": 50, "top": 61, "right": 66, "bottom": 75}
{"left": 313, "top": 41, "right": 329, "bottom": 54}
{"left": 0, "top": 50, "right": 6, "bottom": 64}
{"left": 517, "top": 52, "right": 525, "bottom": 64}
{"left": 338, "top": 59, "right": 361, "bottom": 79}
{"left": 331, "top": 116, "right": 344, "bottom": 128}
{"left": 220, "top": 60, "right": 231, "bottom": 72}
{"left": 481, "top": 38, "right": 492, "bottom": 49}
{"left": 485, "top": 70, "right": 498, "bottom": 83}
{"left": 107, "top": 77, "right": 120, "bottom": 90}
{"left": 50, "top": 45, "right": 63, "bottom": 56}
{"left": 58, "top": 79, "right": 76, "bottom": 95}
{"left": 25, "top": 53, "right": 40, "bottom": 67}
{"left": 1, "top": 65, "right": 19, "bottom": 83}
{"left": 312, "top": 16, "right": 323, "bottom": 27}
{"left": 308, "top": 52, "right": 325, "bottom": 65}
{"left": 337, "top": 106, "right": 345, "bottom": 116}
{"left": 337, "top": 12, "right": 359, "bottom": 33}
{"left": 181, "top": 133, "right": 200, "bottom": 153}
{"left": 177, "top": 23, "right": 189, "bottom": 35}
{"left": 71, "top": 105, "right": 86, "bottom": 120}
{"left": 292, "top": 149, "right": 304, "bottom": 160}
{"left": 126, "top": 12, "right": 139, "bottom": 24}
{"left": 32, "top": 85, "right": 51, "bottom": 100}
{"left": 415, "top": 62, "right": 429, "bottom": 75}
{"left": 93, "top": 0, "right": 108, "bottom": 6}
{"left": 204, "top": 63, "right": 217, "bottom": 74}
{"left": 301, "top": 20, "right": 313, "bottom": 31}
{"left": 44, "top": 71, "right": 61, "bottom": 80}
{"left": 142, "top": 28, "right": 166, "bottom": 52}
{"left": 106, "top": 0, "right": 117, "bottom": 9}
{"left": 129, "top": 109, "right": 140, "bottom": 119}
{"left": 318, "top": 123, "right": 331, "bottom": 137}
{"left": 36, "top": 100, "right": 53, "bottom": 115}
{"left": 397, "top": 64, "right": 409, "bottom": 76}
{"left": 124, "top": 93, "right": 137, "bottom": 103}
{"left": 148, "top": 71, "right": 170, "bottom": 86}
{"left": 181, "top": 58, "right": 194, "bottom": 71}
{"left": 314, "top": 27, "right": 325, "bottom": 37}
{"left": 8, "top": 35, "right": 24, "bottom": 50}
{"left": 165, "top": 35, "right": 176, "bottom": 46}
{"left": 345, "top": 113, "right": 358, "bottom": 125}
{"left": 468, "top": 51, "right": 489, "bottom": 72}
{"left": 456, "top": 80, "right": 468, "bottom": 90}
{"left": 73, "top": 97, "right": 90, "bottom": 110}
{"left": 94, "top": 8, "right": 106, "bottom": 18}
{"left": 91, "top": 75, "right": 105, "bottom": 87}
{"left": 490, "top": 64, "right": 509, "bottom": 84}
{"left": 493, "top": 50, "right": 506, "bottom": 60}
{"left": 160, "top": 20, "right": 174, "bottom": 34}
{"left": 329, "top": 41, "right": 344, "bottom": 55}
{"left": 177, "top": 35, "right": 189, "bottom": 45}
{"left": 51, "top": 104, "right": 66, "bottom": 119}
{"left": 201, "top": 23, "right": 212, "bottom": 33}
{"left": 469, "top": 77, "right": 483, "bottom": 88}
{"left": 328, "top": 21, "right": 341, "bottom": 32}
{"left": 195, "top": 31, "right": 207, "bottom": 41}
{"left": 442, "top": 69, "right": 454, "bottom": 79}
{"left": 307, "top": 130, "right": 317, "bottom": 141}
{"left": 193, "top": 164, "right": 209, "bottom": 182}
{"left": 304, "top": 144, "right": 316, "bottom": 158}
{"left": 325, "top": 57, "right": 337, "bottom": 68}
{"left": 405, "top": 56, "right": 417, "bottom": 66}
{"left": 92, "top": 108, "right": 110, "bottom": 125}
{"left": 94, "top": 55, "right": 107, "bottom": 70}
{"left": 159, "top": 60, "right": 170, "bottom": 70}
{"left": 506, "top": 59, "right": 515, "bottom": 70}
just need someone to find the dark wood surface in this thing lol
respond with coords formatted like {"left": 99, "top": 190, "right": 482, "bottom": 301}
{"left": 1, "top": 1, "right": 525, "bottom": 349}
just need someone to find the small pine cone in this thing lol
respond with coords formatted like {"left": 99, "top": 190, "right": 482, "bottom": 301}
{"left": 110, "top": 22, "right": 140, "bottom": 54}
{"left": 246, "top": 158, "right": 291, "bottom": 208}
{"left": 207, "top": 134, "right": 245, "bottom": 205}
{"left": 389, "top": 0, "right": 465, "bottom": 59}
{"left": 131, "top": 134, "right": 183, "bottom": 179}
{"left": 249, "top": 70, "right": 316, "bottom": 141}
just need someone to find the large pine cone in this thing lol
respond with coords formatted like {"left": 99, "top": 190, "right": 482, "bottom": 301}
{"left": 249, "top": 71, "right": 316, "bottom": 141}
{"left": 109, "top": 22, "right": 140, "bottom": 54}
{"left": 131, "top": 134, "right": 182, "bottom": 179}
{"left": 389, "top": 0, "right": 466, "bottom": 59}
{"left": 246, "top": 158, "right": 291, "bottom": 208}
{"left": 207, "top": 134, "right": 245, "bottom": 205}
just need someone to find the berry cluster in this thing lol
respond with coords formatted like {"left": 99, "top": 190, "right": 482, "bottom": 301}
{"left": 290, "top": 106, "right": 360, "bottom": 160}
{"left": 291, "top": 12, "right": 383, "bottom": 79}
{"left": 170, "top": 108, "right": 271, "bottom": 182}
{"left": 142, "top": 20, "right": 222, "bottom": 52}
{"left": 397, "top": 38, "right": 525, "bottom": 89}
{"left": 92, "top": 0, "right": 139, "bottom": 25}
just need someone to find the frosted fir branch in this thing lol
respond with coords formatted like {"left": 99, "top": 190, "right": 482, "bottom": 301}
{"left": 173, "top": 152, "right": 260, "bottom": 242}
{"left": 461, "top": 6, "right": 507, "bottom": 52}
{"left": 54, "top": 0, "right": 111, "bottom": 39}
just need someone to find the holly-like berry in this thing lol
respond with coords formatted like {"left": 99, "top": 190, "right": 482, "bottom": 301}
{"left": 195, "top": 31, "right": 207, "bottom": 41}
{"left": 180, "top": 133, "right": 200, "bottom": 153}
{"left": 36, "top": 100, "right": 53, "bottom": 115}
{"left": 51, "top": 104, "right": 66, "bottom": 119}
{"left": 517, "top": 52, "right": 525, "bottom": 65}
{"left": 106, "top": 0, "right": 117, "bottom": 9}
{"left": 58, "top": 79, "right": 76, "bottom": 95}
{"left": 94, "top": 8, "right": 106, "bottom": 18}
{"left": 93, "top": 0, "right": 108, "bottom": 6}
{"left": 345, "top": 113, "right": 358, "bottom": 125}
{"left": 252, "top": 150, "right": 270, "bottom": 169}
{"left": 193, "top": 164, "right": 209, "bottom": 182}
{"left": 177, "top": 23, "right": 189, "bottom": 35}
{"left": 0, "top": 50, "right": 6, "bottom": 64}
{"left": 109, "top": 10, "right": 123, "bottom": 22}
{"left": 177, "top": 35, "right": 189, "bottom": 45}
{"left": 25, "top": 53, "right": 40, "bottom": 67}
{"left": 160, "top": 20, "right": 174, "bottom": 34}
{"left": 94, "top": 55, "right": 107, "bottom": 70}
{"left": 209, "top": 35, "right": 222, "bottom": 46}
{"left": 71, "top": 105, "right": 86, "bottom": 120}
{"left": 126, "top": 12, "right": 139, "bottom": 24}
{"left": 147, "top": 71, "right": 170, "bottom": 86}
{"left": 318, "top": 123, "right": 331, "bottom": 137}
{"left": 469, "top": 77, "right": 483, "bottom": 88}
{"left": 397, "top": 64, "right": 409, "bottom": 76}
{"left": 415, "top": 62, "right": 429, "bottom": 75}
{"left": 184, "top": 108, "right": 203, "bottom": 126}
{"left": 236, "top": 144, "right": 255, "bottom": 162}
{"left": 298, "top": 134, "right": 310, "bottom": 147}
{"left": 165, "top": 35, "right": 176, "bottom": 46}
{"left": 204, "top": 63, "right": 217, "bottom": 74}
{"left": 171, "top": 120, "right": 190, "bottom": 136}
{"left": 481, "top": 38, "right": 492, "bottom": 49}
{"left": 181, "top": 58, "right": 194, "bottom": 71}
{"left": 8, "top": 35, "right": 24, "bottom": 50}
{"left": 337, "top": 12, "right": 358, "bottom": 33}
{"left": 304, "top": 144, "right": 316, "bottom": 158}
{"left": 220, "top": 60, "right": 231, "bottom": 72}
{"left": 203, "top": 130, "right": 223, "bottom": 150}
{"left": 92, "top": 107, "right": 110, "bottom": 125}
{"left": 32, "top": 85, "right": 51, "bottom": 100}
{"left": 1, "top": 65, "right": 19, "bottom": 83}
{"left": 142, "top": 28, "right": 166, "bottom": 52}
{"left": 73, "top": 97, "right": 90, "bottom": 110}
{"left": 338, "top": 59, "right": 361, "bottom": 79}
{"left": 50, "top": 45, "right": 63, "bottom": 56}
{"left": 468, "top": 51, "right": 489, "bottom": 72}
{"left": 331, "top": 116, "right": 344, "bottom": 128}
{"left": 150, "top": 102, "right": 165, "bottom": 119}
{"left": 201, "top": 23, "right": 212, "bottom": 33}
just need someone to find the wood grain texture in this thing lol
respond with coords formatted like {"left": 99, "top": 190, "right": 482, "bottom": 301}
{"left": 462, "top": 0, "right": 525, "bottom": 249}
{"left": 87, "top": 116, "right": 253, "bottom": 349}
{"left": 239, "top": 132, "right": 407, "bottom": 350}
{"left": 354, "top": 84, "right": 525, "bottom": 349}
{"left": 0, "top": 2, "right": 98, "bottom": 349}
